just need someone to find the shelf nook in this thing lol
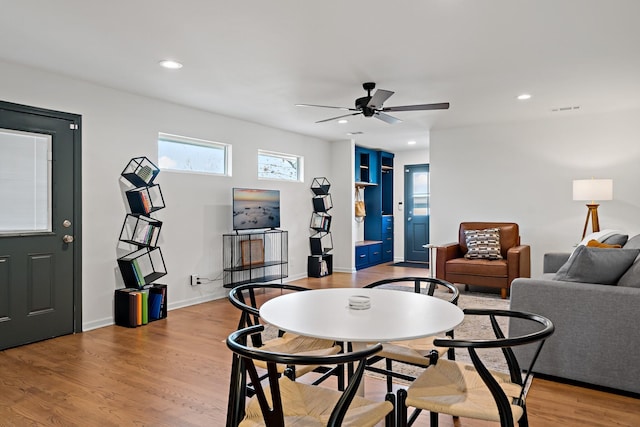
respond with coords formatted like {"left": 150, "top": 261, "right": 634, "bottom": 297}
{"left": 308, "top": 177, "right": 333, "bottom": 277}
{"left": 223, "top": 230, "right": 288, "bottom": 288}
{"left": 115, "top": 156, "right": 167, "bottom": 327}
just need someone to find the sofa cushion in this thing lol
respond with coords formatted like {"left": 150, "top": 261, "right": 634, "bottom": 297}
{"left": 623, "top": 234, "right": 640, "bottom": 250}
{"left": 554, "top": 245, "right": 640, "bottom": 285}
{"left": 446, "top": 258, "right": 508, "bottom": 277}
{"left": 602, "top": 233, "right": 629, "bottom": 246}
{"left": 463, "top": 228, "right": 503, "bottom": 260}
{"left": 617, "top": 258, "right": 640, "bottom": 288}
{"left": 577, "top": 229, "right": 623, "bottom": 246}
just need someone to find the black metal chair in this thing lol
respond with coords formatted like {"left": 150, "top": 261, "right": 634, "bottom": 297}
{"left": 226, "top": 325, "right": 395, "bottom": 427}
{"left": 363, "top": 277, "right": 460, "bottom": 393}
{"left": 397, "top": 309, "right": 554, "bottom": 427}
{"left": 228, "top": 283, "right": 343, "bottom": 388}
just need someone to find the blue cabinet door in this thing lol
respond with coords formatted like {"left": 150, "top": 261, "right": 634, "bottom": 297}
{"left": 355, "top": 245, "right": 369, "bottom": 269}
{"left": 382, "top": 215, "right": 394, "bottom": 262}
{"left": 369, "top": 243, "right": 383, "bottom": 264}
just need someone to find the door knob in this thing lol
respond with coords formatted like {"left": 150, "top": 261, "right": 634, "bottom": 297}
{"left": 62, "top": 234, "right": 74, "bottom": 243}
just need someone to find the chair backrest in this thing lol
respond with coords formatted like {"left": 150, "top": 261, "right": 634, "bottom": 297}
{"left": 364, "top": 276, "right": 459, "bottom": 305}
{"left": 459, "top": 222, "right": 520, "bottom": 258}
{"left": 228, "top": 283, "right": 312, "bottom": 346}
{"left": 227, "top": 325, "right": 384, "bottom": 427}
{"left": 432, "top": 309, "right": 554, "bottom": 426}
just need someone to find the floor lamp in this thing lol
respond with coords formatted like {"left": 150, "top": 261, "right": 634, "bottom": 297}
{"left": 573, "top": 178, "right": 613, "bottom": 239}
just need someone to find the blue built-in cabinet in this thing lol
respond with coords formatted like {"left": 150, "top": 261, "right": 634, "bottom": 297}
{"left": 355, "top": 146, "right": 394, "bottom": 269}
{"left": 356, "top": 241, "right": 383, "bottom": 269}
{"left": 355, "top": 146, "right": 379, "bottom": 185}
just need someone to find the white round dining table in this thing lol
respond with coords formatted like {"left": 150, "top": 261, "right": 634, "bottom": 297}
{"left": 259, "top": 287, "right": 464, "bottom": 344}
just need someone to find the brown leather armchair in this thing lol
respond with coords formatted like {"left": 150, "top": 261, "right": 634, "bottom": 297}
{"left": 435, "top": 222, "right": 530, "bottom": 299}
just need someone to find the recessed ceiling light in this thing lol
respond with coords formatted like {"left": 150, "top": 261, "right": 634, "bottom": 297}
{"left": 517, "top": 93, "right": 531, "bottom": 100}
{"left": 338, "top": 119, "right": 348, "bottom": 124}
{"left": 408, "top": 140, "right": 417, "bottom": 145}
{"left": 159, "top": 59, "right": 183, "bottom": 69}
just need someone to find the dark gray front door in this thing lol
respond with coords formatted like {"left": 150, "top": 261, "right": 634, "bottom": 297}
{"left": 404, "top": 164, "right": 430, "bottom": 263}
{"left": 0, "top": 101, "right": 81, "bottom": 350}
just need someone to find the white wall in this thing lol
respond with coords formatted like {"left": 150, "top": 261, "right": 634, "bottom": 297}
{"left": 430, "top": 109, "right": 640, "bottom": 277}
{"left": 0, "top": 60, "right": 340, "bottom": 330}
{"left": 392, "top": 149, "right": 430, "bottom": 261}
{"left": 330, "top": 139, "right": 356, "bottom": 272}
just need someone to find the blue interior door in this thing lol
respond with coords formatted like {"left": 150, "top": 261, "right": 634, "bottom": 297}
{"left": 404, "top": 164, "right": 430, "bottom": 263}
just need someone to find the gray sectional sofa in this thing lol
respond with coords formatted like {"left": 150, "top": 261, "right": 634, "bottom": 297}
{"left": 509, "top": 233, "right": 640, "bottom": 395}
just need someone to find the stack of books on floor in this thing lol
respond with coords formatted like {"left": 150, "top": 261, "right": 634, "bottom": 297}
{"left": 115, "top": 284, "right": 167, "bottom": 327}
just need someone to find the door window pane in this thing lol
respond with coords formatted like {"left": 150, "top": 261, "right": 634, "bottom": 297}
{"left": 0, "top": 129, "right": 51, "bottom": 233}
{"left": 412, "top": 171, "right": 429, "bottom": 216}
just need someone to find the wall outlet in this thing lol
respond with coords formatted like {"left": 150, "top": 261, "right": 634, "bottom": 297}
{"left": 190, "top": 274, "right": 198, "bottom": 286}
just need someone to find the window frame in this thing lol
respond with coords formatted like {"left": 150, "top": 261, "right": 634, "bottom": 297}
{"left": 0, "top": 128, "right": 52, "bottom": 234}
{"left": 257, "top": 149, "right": 304, "bottom": 182}
{"left": 157, "top": 132, "right": 232, "bottom": 177}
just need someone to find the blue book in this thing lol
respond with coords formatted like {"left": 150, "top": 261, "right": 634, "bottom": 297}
{"left": 149, "top": 293, "right": 162, "bottom": 320}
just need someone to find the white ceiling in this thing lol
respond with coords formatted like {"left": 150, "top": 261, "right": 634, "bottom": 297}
{"left": 2, "top": 1, "right": 640, "bottom": 152}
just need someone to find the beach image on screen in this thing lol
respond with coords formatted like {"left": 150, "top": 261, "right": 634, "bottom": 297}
{"left": 233, "top": 188, "right": 280, "bottom": 230}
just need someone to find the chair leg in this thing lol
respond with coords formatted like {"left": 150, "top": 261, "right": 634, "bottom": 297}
{"left": 226, "top": 354, "right": 246, "bottom": 427}
{"left": 337, "top": 363, "right": 345, "bottom": 391}
{"left": 447, "top": 347, "right": 456, "bottom": 361}
{"left": 430, "top": 411, "right": 439, "bottom": 427}
{"left": 385, "top": 392, "right": 396, "bottom": 427}
{"left": 501, "top": 288, "right": 507, "bottom": 299}
{"left": 386, "top": 358, "right": 394, "bottom": 393}
{"left": 397, "top": 388, "right": 407, "bottom": 427}
{"left": 519, "top": 404, "right": 529, "bottom": 427}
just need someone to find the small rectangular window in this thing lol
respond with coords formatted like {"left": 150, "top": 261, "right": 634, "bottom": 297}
{"left": 258, "top": 150, "right": 303, "bottom": 182}
{"left": 158, "top": 133, "right": 231, "bottom": 176}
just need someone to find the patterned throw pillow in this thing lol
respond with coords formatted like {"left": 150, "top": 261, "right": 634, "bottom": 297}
{"left": 464, "top": 228, "right": 503, "bottom": 260}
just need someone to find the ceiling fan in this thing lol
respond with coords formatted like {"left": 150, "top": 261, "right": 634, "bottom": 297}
{"left": 296, "top": 82, "right": 449, "bottom": 124}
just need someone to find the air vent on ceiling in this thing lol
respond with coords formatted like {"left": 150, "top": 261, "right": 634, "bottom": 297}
{"left": 551, "top": 106, "right": 580, "bottom": 112}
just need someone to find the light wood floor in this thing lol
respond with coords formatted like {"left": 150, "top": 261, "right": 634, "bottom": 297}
{"left": 1, "top": 264, "right": 638, "bottom": 426}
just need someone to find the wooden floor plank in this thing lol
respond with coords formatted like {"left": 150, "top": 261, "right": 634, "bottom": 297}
{"left": 0, "top": 263, "right": 638, "bottom": 426}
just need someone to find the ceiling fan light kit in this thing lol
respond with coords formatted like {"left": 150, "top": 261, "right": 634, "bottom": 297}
{"left": 297, "top": 82, "right": 449, "bottom": 124}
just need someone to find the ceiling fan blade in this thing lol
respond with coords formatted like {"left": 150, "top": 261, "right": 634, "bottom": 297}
{"left": 296, "top": 103, "right": 357, "bottom": 111}
{"left": 367, "top": 89, "right": 394, "bottom": 109}
{"left": 382, "top": 102, "right": 450, "bottom": 112}
{"left": 316, "top": 112, "right": 362, "bottom": 123}
{"left": 374, "top": 112, "right": 402, "bottom": 124}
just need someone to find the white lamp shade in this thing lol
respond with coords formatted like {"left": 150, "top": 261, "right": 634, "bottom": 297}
{"left": 573, "top": 179, "right": 613, "bottom": 201}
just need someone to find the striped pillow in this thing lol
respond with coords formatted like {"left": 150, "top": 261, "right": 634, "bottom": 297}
{"left": 464, "top": 228, "right": 503, "bottom": 260}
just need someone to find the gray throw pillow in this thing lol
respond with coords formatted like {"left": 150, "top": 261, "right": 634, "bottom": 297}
{"left": 602, "top": 234, "right": 629, "bottom": 246}
{"left": 617, "top": 258, "right": 640, "bottom": 288}
{"left": 623, "top": 234, "right": 640, "bottom": 250}
{"left": 553, "top": 245, "right": 640, "bottom": 285}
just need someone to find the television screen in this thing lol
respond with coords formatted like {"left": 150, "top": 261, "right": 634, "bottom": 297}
{"left": 233, "top": 188, "right": 281, "bottom": 230}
